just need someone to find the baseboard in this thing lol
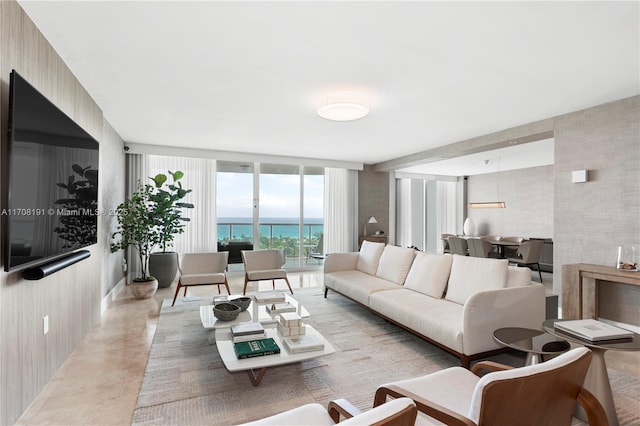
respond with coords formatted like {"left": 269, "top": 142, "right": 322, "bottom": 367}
{"left": 101, "top": 277, "right": 127, "bottom": 315}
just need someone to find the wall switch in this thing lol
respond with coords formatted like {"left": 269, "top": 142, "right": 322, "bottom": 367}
{"left": 43, "top": 315, "right": 49, "bottom": 335}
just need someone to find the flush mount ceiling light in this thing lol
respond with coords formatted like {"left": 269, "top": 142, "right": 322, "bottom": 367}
{"left": 317, "top": 91, "right": 369, "bottom": 121}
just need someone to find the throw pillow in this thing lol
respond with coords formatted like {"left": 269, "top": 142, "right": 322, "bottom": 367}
{"left": 356, "top": 240, "right": 386, "bottom": 275}
{"left": 445, "top": 255, "right": 508, "bottom": 305}
{"left": 404, "top": 252, "right": 453, "bottom": 298}
{"left": 375, "top": 245, "right": 417, "bottom": 284}
{"left": 506, "top": 266, "right": 532, "bottom": 288}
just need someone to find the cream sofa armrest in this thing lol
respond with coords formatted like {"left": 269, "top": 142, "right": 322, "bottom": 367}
{"left": 323, "top": 252, "right": 359, "bottom": 274}
{"left": 461, "top": 284, "right": 545, "bottom": 355}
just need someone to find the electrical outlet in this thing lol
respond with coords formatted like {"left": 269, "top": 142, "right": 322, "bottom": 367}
{"left": 43, "top": 315, "right": 49, "bottom": 335}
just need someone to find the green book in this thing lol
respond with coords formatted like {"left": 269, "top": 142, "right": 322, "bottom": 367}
{"left": 234, "top": 338, "right": 281, "bottom": 359}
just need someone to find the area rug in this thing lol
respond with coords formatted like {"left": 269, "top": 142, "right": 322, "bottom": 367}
{"left": 132, "top": 288, "right": 640, "bottom": 425}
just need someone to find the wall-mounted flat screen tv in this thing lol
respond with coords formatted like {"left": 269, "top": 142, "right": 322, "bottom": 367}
{"left": 4, "top": 70, "right": 99, "bottom": 272}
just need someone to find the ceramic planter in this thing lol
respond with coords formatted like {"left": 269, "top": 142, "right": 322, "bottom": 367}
{"left": 149, "top": 252, "right": 179, "bottom": 288}
{"left": 130, "top": 278, "right": 158, "bottom": 299}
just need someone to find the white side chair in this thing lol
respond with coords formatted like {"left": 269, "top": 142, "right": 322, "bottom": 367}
{"left": 374, "top": 347, "right": 607, "bottom": 426}
{"left": 171, "top": 252, "right": 230, "bottom": 306}
{"left": 241, "top": 249, "right": 293, "bottom": 295}
{"left": 240, "top": 397, "right": 417, "bottom": 426}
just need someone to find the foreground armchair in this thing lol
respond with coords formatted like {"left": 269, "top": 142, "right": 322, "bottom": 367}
{"left": 374, "top": 347, "right": 607, "bottom": 426}
{"left": 240, "top": 397, "right": 417, "bottom": 426}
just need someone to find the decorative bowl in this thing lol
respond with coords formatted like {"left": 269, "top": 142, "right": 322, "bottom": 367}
{"left": 213, "top": 303, "right": 241, "bottom": 321}
{"left": 230, "top": 296, "right": 252, "bottom": 312}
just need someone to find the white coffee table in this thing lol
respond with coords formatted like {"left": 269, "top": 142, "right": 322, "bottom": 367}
{"left": 215, "top": 323, "right": 335, "bottom": 386}
{"left": 200, "top": 293, "right": 310, "bottom": 329}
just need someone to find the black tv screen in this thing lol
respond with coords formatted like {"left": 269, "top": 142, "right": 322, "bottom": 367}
{"left": 4, "top": 70, "right": 99, "bottom": 272}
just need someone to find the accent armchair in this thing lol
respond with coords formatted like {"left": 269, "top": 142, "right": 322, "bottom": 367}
{"left": 171, "top": 252, "right": 230, "bottom": 306}
{"left": 448, "top": 236, "right": 468, "bottom": 256}
{"left": 240, "top": 397, "right": 417, "bottom": 426}
{"left": 374, "top": 347, "right": 607, "bottom": 426}
{"left": 241, "top": 249, "right": 294, "bottom": 295}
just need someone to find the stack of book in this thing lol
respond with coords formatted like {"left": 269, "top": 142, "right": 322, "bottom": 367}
{"left": 234, "top": 338, "right": 280, "bottom": 359}
{"left": 266, "top": 302, "right": 297, "bottom": 314}
{"left": 277, "top": 312, "right": 306, "bottom": 336}
{"left": 283, "top": 334, "right": 325, "bottom": 354}
{"left": 254, "top": 291, "right": 286, "bottom": 304}
{"left": 554, "top": 319, "right": 634, "bottom": 342}
{"left": 231, "top": 322, "right": 266, "bottom": 343}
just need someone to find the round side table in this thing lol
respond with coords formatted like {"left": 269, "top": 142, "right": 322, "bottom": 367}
{"left": 493, "top": 327, "right": 570, "bottom": 365}
{"left": 543, "top": 319, "right": 640, "bottom": 426}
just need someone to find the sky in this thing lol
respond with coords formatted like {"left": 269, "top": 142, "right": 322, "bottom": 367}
{"left": 217, "top": 172, "right": 323, "bottom": 219}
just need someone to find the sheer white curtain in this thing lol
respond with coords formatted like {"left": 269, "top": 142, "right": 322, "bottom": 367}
{"left": 323, "top": 168, "right": 358, "bottom": 254}
{"left": 147, "top": 155, "right": 217, "bottom": 253}
{"left": 436, "top": 180, "right": 457, "bottom": 253}
{"left": 125, "top": 154, "right": 217, "bottom": 279}
{"left": 395, "top": 178, "right": 413, "bottom": 248}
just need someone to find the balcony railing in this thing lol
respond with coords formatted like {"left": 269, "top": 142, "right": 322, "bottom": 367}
{"left": 217, "top": 221, "right": 323, "bottom": 261}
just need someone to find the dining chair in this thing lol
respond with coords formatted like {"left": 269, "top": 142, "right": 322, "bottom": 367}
{"left": 441, "top": 233, "right": 455, "bottom": 254}
{"left": 448, "top": 236, "right": 469, "bottom": 256}
{"left": 501, "top": 236, "right": 524, "bottom": 258}
{"left": 508, "top": 239, "right": 544, "bottom": 282}
{"left": 374, "top": 347, "right": 607, "bottom": 426}
{"left": 467, "top": 238, "right": 493, "bottom": 258}
{"left": 241, "top": 249, "right": 294, "bottom": 295}
{"left": 171, "top": 252, "right": 230, "bottom": 306}
{"left": 240, "top": 396, "right": 417, "bottom": 426}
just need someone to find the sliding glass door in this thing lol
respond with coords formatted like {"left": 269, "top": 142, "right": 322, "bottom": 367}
{"left": 217, "top": 161, "right": 324, "bottom": 269}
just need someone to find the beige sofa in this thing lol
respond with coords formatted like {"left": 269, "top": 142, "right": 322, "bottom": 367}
{"left": 323, "top": 241, "right": 546, "bottom": 368}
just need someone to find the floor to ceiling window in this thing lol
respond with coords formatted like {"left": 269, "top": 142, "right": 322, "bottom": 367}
{"left": 217, "top": 161, "right": 324, "bottom": 269}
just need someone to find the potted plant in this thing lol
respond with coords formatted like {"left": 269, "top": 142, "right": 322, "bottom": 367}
{"left": 111, "top": 183, "right": 161, "bottom": 299}
{"left": 148, "top": 171, "right": 194, "bottom": 288}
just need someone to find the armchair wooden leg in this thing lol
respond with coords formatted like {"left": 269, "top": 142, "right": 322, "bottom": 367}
{"left": 242, "top": 275, "right": 249, "bottom": 295}
{"left": 223, "top": 278, "right": 231, "bottom": 295}
{"left": 284, "top": 277, "right": 293, "bottom": 294}
{"left": 171, "top": 282, "right": 182, "bottom": 306}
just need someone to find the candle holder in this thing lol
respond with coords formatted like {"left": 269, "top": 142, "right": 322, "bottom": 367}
{"left": 617, "top": 245, "right": 638, "bottom": 271}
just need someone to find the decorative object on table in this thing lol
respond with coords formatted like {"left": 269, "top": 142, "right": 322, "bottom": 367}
{"left": 253, "top": 291, "right": 286, "bottom": 304}
{"left": 554, "top": 319, "right": 634, "bottom": 342}
{"left": 282, "top": 334, "right": 325, "bottom": 353}
{"left": 463, "top": 217, "right": 475, "bottom": 235}
{"left": 277, "top": 312, "right": 306, "bottom": 336}
{"left": 231, "top": 322, "right": 266, "bottom": 342}
{"left": 213, "top": 302, "right": 241, "bottom": 321}
{"left": 148, "top": 171, "right": 194, "bottom": 288}
{"left": 234, "top": 338, "right": 280, "bottom": 359}
{"left": 266, "top": 302, "right": 297, "bottom": 314}
{"left": 230, "top": 296, "right": 252, "bottom": 311}
{"left": 617, "top": 245, "right": 638, "bottom": 271}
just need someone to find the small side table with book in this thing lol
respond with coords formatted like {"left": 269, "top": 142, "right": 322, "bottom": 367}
{"left": 543, "top": 318, "right": 640, "bottom": 426}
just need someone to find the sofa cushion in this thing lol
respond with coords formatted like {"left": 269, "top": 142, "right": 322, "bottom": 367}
{"left": 403, "top": 253, "right": 453, "bottom": 298}
{"left": 370, "top": 289, "right": 465, "bottom": 353}
{"left": 375, "top": 245, "right": 417, "bottom": 284}
{"left": 356, "top": 240, "right": 386, "bottom": 275}
{"left": 445, "top": 255, "right": 508, "bottom": 305}
{"left": 325, "top": 270, "right": 402, "bottom": 306}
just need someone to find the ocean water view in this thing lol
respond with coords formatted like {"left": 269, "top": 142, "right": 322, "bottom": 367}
{"left": 217, "top": 217, "right": 323, "bottom": 241}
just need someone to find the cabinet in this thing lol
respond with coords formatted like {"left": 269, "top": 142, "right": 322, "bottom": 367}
{"left": 359, "top": 235, "right": 388, "bottom": 247}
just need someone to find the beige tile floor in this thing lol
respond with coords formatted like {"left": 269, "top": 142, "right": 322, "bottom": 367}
{"left": 16, "top": 269, "right": 639, "bottom": 425}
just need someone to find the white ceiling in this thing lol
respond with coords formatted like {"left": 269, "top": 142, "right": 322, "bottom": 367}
{"left": 17, "top": 1, "right": 639, "bottom": 171}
